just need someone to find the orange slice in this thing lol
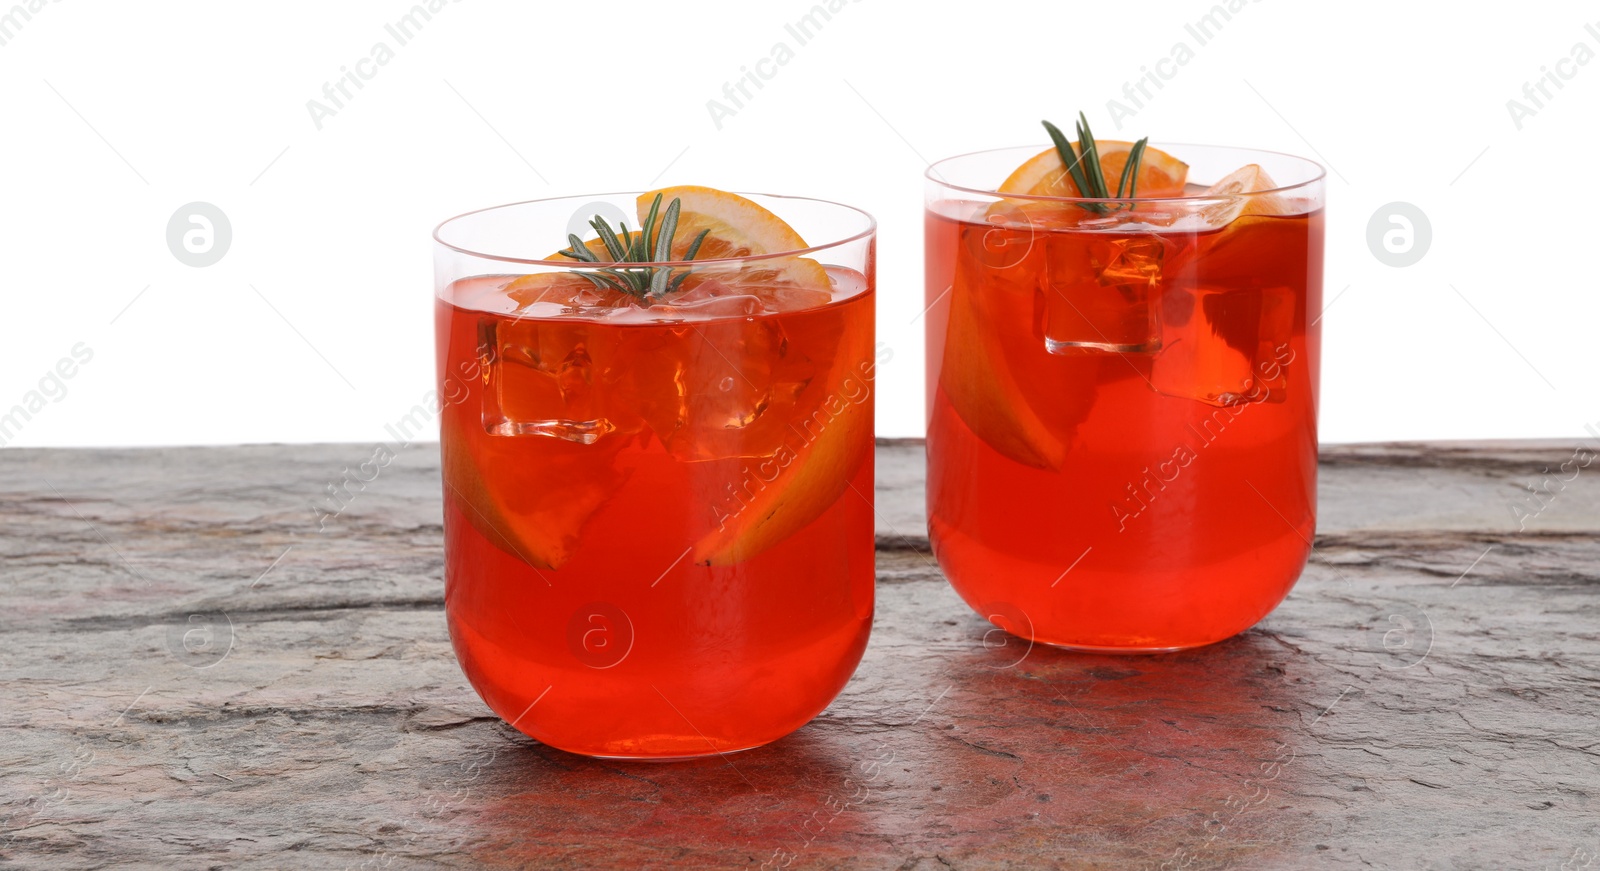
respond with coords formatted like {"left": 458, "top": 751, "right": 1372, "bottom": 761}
{"left": 542, "top": 187, "right": 821, "bottom": 267}
{"left": 1000, "top": 142, "right": 1189, "bottom": 199}
{"left": 639, "top": 186, "right": 830, "bottom": 288}
{"left": 528, "top": 188, "right": 833, "bottom": 302}
{"left": 640, "top": 186, "right": 807, "bottom": 256}
{"left": 441, "top": 432, "right": 630, "bottom": 570}
{"left": 940, "top": 260, "right": 1066, "bottom": 471}
{"left": 1199, "top": 164, "right": 1293, "bottom": 223}
{"left": 689, "top": 315, "right": 875, "bottom": 566}
{"left": 690, "top": 397, "right": 871, "bottom": 565}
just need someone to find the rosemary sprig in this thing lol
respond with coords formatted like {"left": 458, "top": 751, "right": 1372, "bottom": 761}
{"left": 556, "top": 193, "right": 711, "bottom": 299}
{"left": 1041, "top": 112, "right": 1150, "bottom": 214}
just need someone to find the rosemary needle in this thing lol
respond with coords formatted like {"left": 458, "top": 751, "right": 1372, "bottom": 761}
{"left": 1041, "top": 112, "right": 1151, "bottom": 214}
{"left": 555, "top": 193, "right": 710, "bottom": 299}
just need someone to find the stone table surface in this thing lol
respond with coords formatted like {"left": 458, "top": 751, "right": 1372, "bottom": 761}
{"left": 1, "top": 439, "right": 1598, "bottom": 870}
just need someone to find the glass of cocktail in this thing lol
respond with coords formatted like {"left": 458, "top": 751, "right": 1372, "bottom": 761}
{"left": 924, "top": 115, "right": 1325, "bottom": 651}
{"left": 434, "top": 187, "right": 877, "bottom": 757}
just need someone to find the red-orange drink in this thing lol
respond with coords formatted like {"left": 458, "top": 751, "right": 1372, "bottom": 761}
{"left": 924, "top": 145, "right": 1325, "bottom": 651}
{"left": 433, "top": 192, "right": 877, "bottom": 757}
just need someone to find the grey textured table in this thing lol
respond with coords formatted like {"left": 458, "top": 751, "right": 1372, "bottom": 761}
{"left": 2, "top": 440, "right": 1597, "bottom": 869}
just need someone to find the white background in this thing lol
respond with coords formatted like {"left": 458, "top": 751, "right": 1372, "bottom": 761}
{"left": 1, "top": 0, "right": 1595, "bottom": 448}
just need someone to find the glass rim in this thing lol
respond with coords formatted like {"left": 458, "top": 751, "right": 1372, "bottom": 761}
{"left": 925, "top": 142, "right": 1328, "bottom": 203}
{"left": 433, "top": 190, "right": 877, "bottom": 267}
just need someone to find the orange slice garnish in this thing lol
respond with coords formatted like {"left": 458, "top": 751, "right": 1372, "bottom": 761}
{"left": 640, "top": 186, "right": 808, "bottom": 256}
{"left": 514, "top": 188, "right": 833, "bottom": 307}
{"left": 1199, "top": 164, "right": 1293, "bottom": 223}
{"left": 690, "top": 394, "right": 872, "bottom": 565}
{"left": 537, "top": 187, "right": 821, "bottom": 269}
{"left": 441, "top": 433, "right": 630, "bottom": 570}
{"left": 688, "top": 311, "right": 874, "bottom": 566}
{"left": 640, "top": 186, "right": 830, "bottom": 289}
{"left": 939, "top": 258, "right": 1066, "bottom": 471}
{"left": 1000, "top": 142, "right": 1189, "bottom": 199}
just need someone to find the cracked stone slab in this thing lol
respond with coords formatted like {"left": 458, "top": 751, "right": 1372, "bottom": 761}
{"left": 0, "top": 441, "right": 1596, "bottom": 869}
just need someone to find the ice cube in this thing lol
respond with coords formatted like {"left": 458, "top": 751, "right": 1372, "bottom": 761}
{"left": 681, "top": 318, "right": 786, "bottom": 432}
{"left": 1149, "top": 210, "right": 1305, "bottom": 406}
{"left": 1093, "top": 235, "right": 1165, "bottom": 286}
{"left": 956, "top": 216, "right": 1043, "bottom": 303}
{"left": 1151, "top": 286, "right": 1251, "bottom": 406}
{"left": 478, "top": 317, "right": 620, "bottom": 443}
{"left": 647, "top": 293, "right": 764, "bottom": 320}
{"left": 1151, "top": 285, "right": 1295, "bottom": 407}
{"left": 1042, "top": 233, "right": 1163, "bottom": 354}
{"left": 641, "top": 272, "right": 835, "bottom": 320}
{"left": 503, "top": 271, "right": 632, "bottom": 316}
{"left": 626, "top": 314, "right": 822, "bottom": 462}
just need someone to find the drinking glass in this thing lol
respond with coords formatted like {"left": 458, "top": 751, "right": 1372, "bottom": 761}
{"left": 435, "top": 193, "right": 876, "bottom": 756}
{"left": 924, "top": 146, "right": 1325, "bottom": 651}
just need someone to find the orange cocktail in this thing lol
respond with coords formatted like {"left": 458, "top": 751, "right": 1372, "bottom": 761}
{"left": 434, "top": 188, "right": 877, "bottom": 757}
{"left": 925, "top": 121, "right": 1326, "bottom": 651}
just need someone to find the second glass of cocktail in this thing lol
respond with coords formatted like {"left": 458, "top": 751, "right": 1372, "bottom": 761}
{"left": 925, "top": 116, "right": 1325, "bottom": 651}
{"left": 435, "top": 188, "right": 876, "bottom": 757}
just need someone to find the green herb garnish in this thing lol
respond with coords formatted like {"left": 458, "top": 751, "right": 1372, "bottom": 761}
{"left": 557, "top": 193, "right": 711, "bottom": 299}
{"left": 1041, "top": 112, "right": 1150, "bottom": 214}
